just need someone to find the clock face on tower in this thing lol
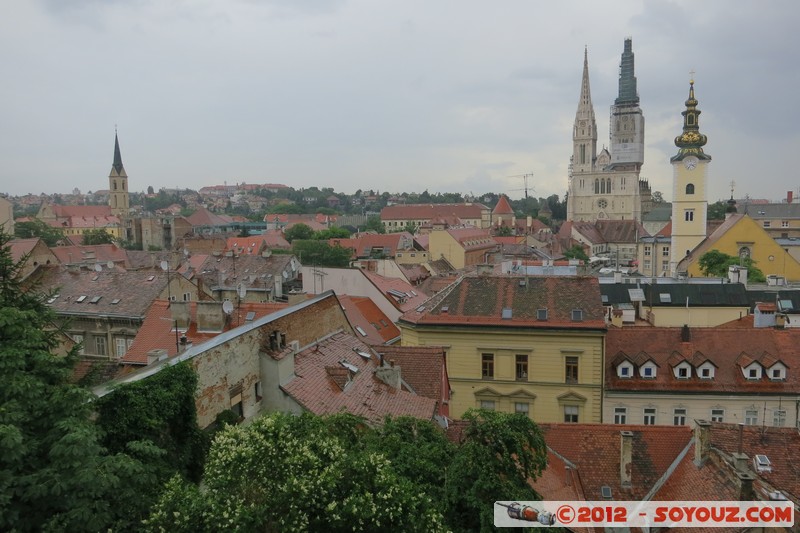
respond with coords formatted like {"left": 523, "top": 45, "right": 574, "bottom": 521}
{"left": 684, "top": 157, "right": 698, "bottom": 170}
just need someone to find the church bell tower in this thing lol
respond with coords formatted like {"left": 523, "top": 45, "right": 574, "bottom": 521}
{"left": 108, "top": 130, "right": 130, "bottom": 217}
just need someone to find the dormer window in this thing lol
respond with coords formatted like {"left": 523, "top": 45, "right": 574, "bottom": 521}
{"left": 769, "top": 365, "right": 786, "bottom": 381}
{"left": 641, "top": 363, "right": 656, "bottom": 379}
{"left": 617, "top": 362, "right": 633, "bottom": 379}
{"left": 677, "top": 367, "right": 689, "bottom": 379}
{"left": 697, "top": 362, "right": 716, "bottom": 380}
{"left": 744, "top": 364, "right": 762, "bottom": 380}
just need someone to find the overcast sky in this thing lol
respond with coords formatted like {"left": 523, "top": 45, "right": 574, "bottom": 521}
{"left": 2, "top": 0, "right": 798, "bottom": 203}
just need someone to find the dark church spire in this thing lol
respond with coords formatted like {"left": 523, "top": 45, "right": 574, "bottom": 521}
{"left": 112, "top": 130, "right": 125, "bottom": 175}
{"left": 615, "top": 38, "right": 639, "bottom": 105}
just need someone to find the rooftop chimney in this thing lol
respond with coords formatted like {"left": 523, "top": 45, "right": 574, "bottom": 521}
{"left": 476, "top": 263, "right": 493, "bottom": 276}
{"left": 694, "top": 419, "right": 711, "bottom": 465}
{"left": 737, "top": 471, "right": 755, "bottom": 501}
{"left": 147, "top": 348, "right": 168, "bottom": 365}
{"left": 170, "top": 300, "right": 191, "bottom": 329}
{"left": 620, "top": 430, "right": 633, "bottom": 489}
{"left": 788, "top": 190, "right": 794, "bottom": 204}
{"left": 681, "top": 324, "right": 691, "bottom": 342}
{"left": 196, "top": 301, "right": 226, "bottom": 332}
{"left": 375, "top": 361, "right": 402, "bottom": 390}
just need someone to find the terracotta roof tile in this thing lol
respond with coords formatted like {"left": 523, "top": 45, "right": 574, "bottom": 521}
{"left": 281, "top": 332, "right": 438, "bottom": 425}
{"left": 8, "top": 238, "right": 41, "bottom": 263}
{"left": 539, "top": 424, "right": 692, "bottom": 501}
{"left": 492, "top": 195, "right": 514, "bottom": 215}
{"left": 606, "top": 327, "right": 800, "bottom": 393}
{"left": 338, "top": 295, "right": 401, "bottom": 345}
{"left": 401, "top": 275, "right": 606, "bottom": 330}
{"left": 123, "top": 300, "right": 288, "bottom": 365}
{"left": 707, "top": 422, "right": 800, "bottom": 502}
{"left": 362, "top": 270, "right": 430, "bottom": 313}
{"left": 373, "top": 345, "right": 448, "bottom": 405}
{"left": 39, "top": 267, "right": 170, "bottom": 318}
{"left": 381, "top": 203, "right": 489, "bottom": 221}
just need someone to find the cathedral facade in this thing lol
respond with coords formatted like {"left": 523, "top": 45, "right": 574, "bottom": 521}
{"left": 567, "top": 39, "right": 652, "bottom": 222}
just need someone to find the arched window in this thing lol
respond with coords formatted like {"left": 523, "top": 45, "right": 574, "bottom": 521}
{"left": 686, "top": 183, "right": 695, "bottom": 195}
{"left": 594, "top": 179, "right": 600, "bottom": 194}
{"left": 600, "top": 180, "right": 606, "bottom": 194}
{"left": 606, "top": 178, "right": 612, "bottom": 193}
{"left": 113, "top": 180, "right": 117, "bottom": 190}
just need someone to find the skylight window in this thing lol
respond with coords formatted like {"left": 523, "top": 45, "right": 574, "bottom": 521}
{"left": 659, "top": 293, "right": 672, "bottom": 303}
{"left": 501, "top": 308, "right": 513, "bottom": 320}
{"left": 146, "top": 275, "right": 155, "bottom": 282}
{"left": 76, "top": 295, "right": 87, "bottom": 303}
{"left": 357, "top": 351, "right": 371, "bottom": 360}
{"left": 571, "top": 309, "right": 584, "bottom": 321}
{"left": 340, "top": 361, "right": 358, "bottom": 373}
{"left": 245, "top": 311, "right": 256, "bottom": 322}
{"left": 111, "top": 298, "right": 121, "bottom": 305}
{"left": 355, "top": 325, "right": 367, "bottom": 336}
{"left": 90, "top": 296, "right": 102, "bottom": 304}
{"left": 537, "top": 308, "right": 548, "bottom": 321}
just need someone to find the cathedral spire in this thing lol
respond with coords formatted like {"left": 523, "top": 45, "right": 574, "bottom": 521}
{"left": 615, "top": 38, "right": 639, "bottom": 105}
{"left": 671, "top": 78, "right": 711, "bottom": 161}
{"left": 572, "top": 46, "right": 597, "bottom": 175}
{"left": 112, "top": 131, "right": 125, "bottom": 175}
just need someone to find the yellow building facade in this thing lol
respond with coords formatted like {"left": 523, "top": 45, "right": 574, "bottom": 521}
{"left": 398, "top": 275, "right": 607, "bottom": 423}
{"left": 684, "top": 215, "right": 800, "bottom": 281}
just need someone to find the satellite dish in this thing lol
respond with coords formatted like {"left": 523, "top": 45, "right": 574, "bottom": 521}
{"left": 94, "top": 263, "right": 102, "bottom": 272}
{"left": 160, "top": 260, "right": 169, "bottom": 271}
{"left": 237, "top": 283, "right": 247, "bottom": 299}
{"left": 222, "top": 301, "right": 234, "bottom": 315}
{"left": 107, "top": 261, "right": 114, "bottom": 269}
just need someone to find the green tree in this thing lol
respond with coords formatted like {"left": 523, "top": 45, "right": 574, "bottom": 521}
{"left": 314, "top": 226, "right": 351, "bottom": 240}
{"left": 284, "top": 223, "right": 315, "bottom": 243}
{"left": 14, "top": 219, "right": 66, "bottom": 246}
{"left": 292, "top": 240, "right": 352, "bottom": 267}
{"left": 564, "top": 244, "right": 590, "bottom": 262}
{"left": 145, "top": 413, "right": 446, "bottom": 532}
{"left": 364, "top": 215, "right": 386, "bottom": 234}
{"left": 697, "top": 249, "right": 766, "bottom": 282}
{"left": 445, "top": 409, "right": 548, "bottom": 532}
{"left": 81, "top": 228, "right": 116, "bottom": 245}
{"left": 268, "top": 203, "right": 306, "bottom": 215}
{"left": 402, "top": 221, "right": 418, "bottom": 235}
{"left": 495, "top": 225, "right": 513, "bottom": 237}
{"left": 0, "top": 230, "right": 156, "bottom": 531}
{"left": 707, "top": 200, "right": 728, "bottom": 220}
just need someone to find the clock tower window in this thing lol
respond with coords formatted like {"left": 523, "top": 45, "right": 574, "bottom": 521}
{"left": 686, "top": 183, "right": 695, "bottom": 194}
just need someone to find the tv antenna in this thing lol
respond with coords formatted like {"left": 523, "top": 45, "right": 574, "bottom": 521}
{"left": 507, "top": 173, "right": 535, "bottom": 199}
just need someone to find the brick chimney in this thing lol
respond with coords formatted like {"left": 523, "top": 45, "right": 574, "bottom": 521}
{"left": 620, "top": 430, "right": 633, "bottom": 489}
{"left": 788, "top": 190, "right": 794, "bottom": 204}
{"left": 737, "top": 471, "right": 755, "bottom": 501}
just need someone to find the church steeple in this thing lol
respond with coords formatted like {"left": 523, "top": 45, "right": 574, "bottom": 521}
{"left": 109, "top": 130, "right": 129, "bottom": 216}
{"left": 112, "top": 132, "right": 125, "bottom": 175}
{"left": 615, "top": 38, "right": 639, "bottom": 105}
{"left": 572, "top": 46, "right": 597, "bottom": 175}
{"left": 671, "top": 79, "right": 711, "bottom": 162}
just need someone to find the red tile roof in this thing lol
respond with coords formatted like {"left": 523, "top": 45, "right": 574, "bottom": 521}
{"left": 362, "top": 270, "right": 430, "bottom": 313}
{"left": 381, "top": 203, "right": 489, "bottom": 221}
{"left": 51, "top": 205, "right": 113, "bottom": 218}
{"left": 8, "top": 238, "right": 41, "bottom": 263}
{"left": 338, "top": 295, "right": 401, "bottom": 345}
{"left": 707, "top": 422, "right": 800, "bottom": 502}
{"left": 329, "top": 232, "right": 415, "bottom": 258}
{"left": 401, "top": 275, "right": 606, "bottom": 330}
{"left": 606, "top": 327, "right": 800, "bottom": 394}
{"left": 492, "top": 195, "right": 514, "bottom": 215}
{"left": 185, "top": 206, "right": 233, "bottom": 227}
{"left": 444, "top": 227, "right": 496, "bottom": 251}
{"left": 373, "top": 345, "right": 449, "bottom": 410}
{"left": 49, "top": 243, "right": 128, "bottom": 266}
{"left": 653, "top": 443, "right": 739, "bottom": 502}
{"left": 280, "top": 332, "right": 438, "bottom": 425}
{"left": 538, "top": 424, "right": 692, "bottom": 500}
{"left": 123, "top": 300, "right": 288, "bottom": 364}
